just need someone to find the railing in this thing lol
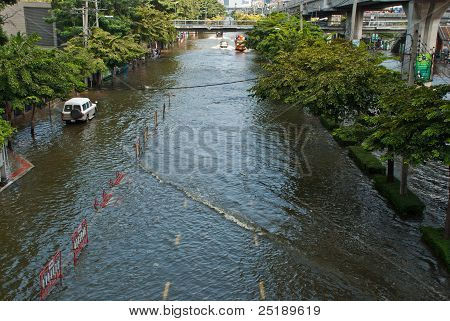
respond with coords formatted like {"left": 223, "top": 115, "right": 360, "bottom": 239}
{"left": 363, "top": 20, "right": 408, "bottom": 30}
{"left": 312, "top": 19, "right": 407, "bottom": 31}
{"left": 172, "top": 20, "right": 256, "bottom": 28}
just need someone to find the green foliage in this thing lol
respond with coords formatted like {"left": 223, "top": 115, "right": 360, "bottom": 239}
{"left": 64, "top": 42, "right": 107, "bottom": 78}
{"left": 0, "top": 118, "right": 14, "bottom": 145}
{"left": 420, "top": 226, "right": 450, "bottom": 271}
{"left": 332, "top": 122, "right": 372, "bottom": 147}
{"left": 49, "top": 0, "right": 225, "bottom": 40}
{"left": 0, "top": 0, "right": 16, "bottom": 12}
{"left": 0, "top": 34, "right": 87, "bottom": 113}
{"left": 319, "top": 115, "right": 338, "bottom": 131}
{"left": 246, "top": 13, "right": 323, "bottom": 62}
{"left": 348, "top": 146, "right": 385, "bottom": 176}
{"left": 373, "top": 175, "right": 425, "bottom": 218}
{"left": 67, "top": 28, "right": 146, "bottom": 70}
{"left": 161, "top": 0, "right": 226, "bottom": 20}
{"left": 232, "top": 11, "right": 262, "bottom": 22}
{"left": 253, "top": 39, "right": 386, "bottom": 122}
{"left": 0, "top": 26, "right": 7, "bottom": 45}
{"left": 133, "top": 5, "right": 177, "bottom": 45}
{"left": 364, "top": 84, "right": 450, "bottom": 166}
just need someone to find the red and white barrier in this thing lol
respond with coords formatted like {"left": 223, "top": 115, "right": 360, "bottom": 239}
{"left": 71, "top": 219, "right": 89, "bottom": 266}
{"left": 39, "top": 171, "right": 128, "bottom": 300}
{"left": 39, "top": 250, "right": 63, "bottom": 300}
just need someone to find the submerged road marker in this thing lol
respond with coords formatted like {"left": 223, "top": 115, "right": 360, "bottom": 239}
{"left": 254, "top": 234, "right": 259, "bottom": 247}
{"left": 174, "top": 234, "right": 181, "bottom": 247}
{"left": 259, "top": 281, "right": 266, "bottom": 301}
{"left": 163, "top": 282, "right": 171, "bottom": 300}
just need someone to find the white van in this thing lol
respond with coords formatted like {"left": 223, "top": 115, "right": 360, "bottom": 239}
{"left": 61, "top": 98, "right": 97, "bottom": 124}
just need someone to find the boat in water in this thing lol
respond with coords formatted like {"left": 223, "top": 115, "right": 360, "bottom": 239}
{"left": 219, "top": 40, "right": 229, "bottom": 49}
{"left": 234, "top": 35, "right": 246, "bottom": 52}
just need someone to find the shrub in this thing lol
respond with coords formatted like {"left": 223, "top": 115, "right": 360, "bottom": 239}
{"left": 348, "top": 146, "right": 385, "bottom": 175}
{"left": 373, "top": 175, "right": 425, "bottom": 218}
{"left": 319, "top": 115, "right": 338, "bottom": 131}
{"left": 420, "top": 226, "right": 450, "bottom": 272}
{"left": 332, "top": 123, "right": 371, "bottom": 147}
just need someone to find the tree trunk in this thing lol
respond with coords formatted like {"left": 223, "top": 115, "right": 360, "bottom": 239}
{"left": 400, "top": 159, "right": 409, "bottom": 195}
{"left": 387, "top": 159, "right": 394, "bottom": 183}
{"left": 445, "top": 165, "right": 450, "bottom": 239}
{"left": 4, "top": 101, "right": 14, "bottom": 151}
{"left": 30, "top": 104, "right": 36, "bottom": 139}
{"left": 4, "top": 100, "right": 12, "bottom": 122}
{"left": 48, "top": 101, "right": 52, "bottom": 123}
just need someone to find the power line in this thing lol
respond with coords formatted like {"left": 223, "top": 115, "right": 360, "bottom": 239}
{"left": 141, "top": 78, "right": 259, "bottom": 91}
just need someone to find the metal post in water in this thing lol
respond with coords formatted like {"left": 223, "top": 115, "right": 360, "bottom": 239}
{"left": 144, "top": 126, "right": 149, "bottom": 144}
{"left": 154, "top": 110, "right": 158, "bottom": 128}
{"left": 163, "top": 103, "right": 166, "bottom": 120}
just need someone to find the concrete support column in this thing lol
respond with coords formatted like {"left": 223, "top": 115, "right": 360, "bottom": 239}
{"left": 346, "top": 5, "right": 364, "bottom": 40}
{"left": 0, "top": 144, "right": 9, "bottom": 183}
{"left": 404, "top": 0, "right": 450, "bottom": 52}
{"left": 402, "top": 0, "right": 450, "bottom": 77}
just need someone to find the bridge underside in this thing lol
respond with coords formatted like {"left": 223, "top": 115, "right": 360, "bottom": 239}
{"left": 174, "top": 26, "right": 254, "bottom": 32}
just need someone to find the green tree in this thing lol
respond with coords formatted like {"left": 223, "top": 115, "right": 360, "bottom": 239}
{"left": 252, "top": 39, "right": 385, "bottom": 123}
{"left": 246, "top": 13, "right": 322, "bottom": 61}
{"left": 0, "top": 117, "right": 14, "bottom": 145}
{"left": 133, "top": 5, "right": 177, "bottom": 46}
{"left": 364, "top": 85, "right": 450, "bottom": 237}
{"left": 67, "top": 28, "right": 146, "bottom": 73}
{"left": 0, "top": 34, "right": 87, "bottom": 138}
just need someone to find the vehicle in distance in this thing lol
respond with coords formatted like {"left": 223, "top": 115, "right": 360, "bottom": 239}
{"left": 61, "top": 98, "right": 97, "bottom": 124}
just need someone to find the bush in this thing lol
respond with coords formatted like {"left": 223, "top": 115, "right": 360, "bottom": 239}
{"left": 348, "top": 146, "right": 385, "bottom": 176}
{"left": 373, "top": 175, "right": 425, "bottom": 218}
{"left": 333, "top": 133, "right": 359, "bottom": 147}
{"left": 332, "top": 123, "right": 371, "bottom": 147}
{"left": 319, "top": 115, "right": 339, "bottom": 131}
{"left": 420, "top": 226, "right": 450, "bottom": 272}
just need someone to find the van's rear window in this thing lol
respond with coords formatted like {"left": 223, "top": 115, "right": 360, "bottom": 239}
{"left": 64, "top": 105, "right": 72, "bottom": 112}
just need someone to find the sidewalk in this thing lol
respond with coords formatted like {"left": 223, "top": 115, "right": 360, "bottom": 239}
{"left": 0, "top": 151, "right": 34, "bottom": 193}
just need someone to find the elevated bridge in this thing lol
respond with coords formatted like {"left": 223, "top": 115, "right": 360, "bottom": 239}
{"left": 173, "top": 18, "right": 406, "bottom": 33}
{"left": 173, "top": 20, "right": 255, "bottom": 32}
{"left": 282, "top": 0, "right": 409, "bottom": 14}
{"left": 279, "top": 0, "right": 449, "bottom": 52}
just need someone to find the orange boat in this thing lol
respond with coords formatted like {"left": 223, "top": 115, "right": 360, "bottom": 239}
{"left": 235, "top": 35, "right": 246, "bottom": 52}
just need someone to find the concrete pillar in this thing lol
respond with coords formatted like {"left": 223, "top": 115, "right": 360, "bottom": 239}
{"left": 0, "top": 144, "right": 9, "bottom": 183}
{"left": 402, "top": 0, "right": 450, "bottom": 77}
{"left": 404, "top": 0, "right": 449, "bottom": 52}
{"left": 346, "top": 6, "right": 364, "bottom": 40}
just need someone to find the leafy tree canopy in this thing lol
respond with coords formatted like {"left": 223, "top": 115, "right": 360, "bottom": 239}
{"left": 67, "top": 28, "right": 146, "bottom": 70}
{"left": 364, "top": 84, "right": 450, "bottom": 166}
{"left": 246, "top": 13, "right": 323, "bottom": 61}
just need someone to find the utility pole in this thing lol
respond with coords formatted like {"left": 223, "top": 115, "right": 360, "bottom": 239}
{"left": 94, "top": 0, "right": 99, "bottom": 27}
{"left": 300, "top": 0, "right": 304, "bottom": 31}
{"left": 83, "top": 0, "right": 89, "bottom": 47}
{"left": 406, "top": 0, "right": 418, "bottom": 86}
{"left": 350, "top": 0, "right": 358, "bottom": 40}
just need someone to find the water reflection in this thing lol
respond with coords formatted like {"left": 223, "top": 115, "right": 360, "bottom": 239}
{"left": 0, "top": 33, "right": 448, "bottom": 301}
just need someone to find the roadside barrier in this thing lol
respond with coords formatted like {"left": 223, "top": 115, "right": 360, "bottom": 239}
{"left": 110, "top": 172, "right": 126, "bottom": 188}
{"left": 71, "top": 219, "right": 89, "bottom": 266}
{"left": 39, "top": 250, "right": 63, "bottom": 300}
{"left": 38, "top": 93, "right": 172, "bottom": 300}
{"left": 38, "top": 171, "right": 128, "bottom": 300}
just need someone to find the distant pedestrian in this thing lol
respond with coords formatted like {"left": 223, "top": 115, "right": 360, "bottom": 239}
{"left": 443, "top": 45, "right": 449, "bottom": 63}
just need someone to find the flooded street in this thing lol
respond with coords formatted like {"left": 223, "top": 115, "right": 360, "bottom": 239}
{"left": 0, "top": 33, "right": 448, "bottom": 300}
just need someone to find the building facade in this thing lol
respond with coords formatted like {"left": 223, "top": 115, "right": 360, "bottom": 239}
{"left": 1, "top": 1, "right": 57, "bottom": 47}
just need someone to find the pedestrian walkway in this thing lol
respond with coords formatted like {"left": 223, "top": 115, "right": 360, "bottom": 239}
{"left": 0, "top": 151, "right": 34, "bottom": 193}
